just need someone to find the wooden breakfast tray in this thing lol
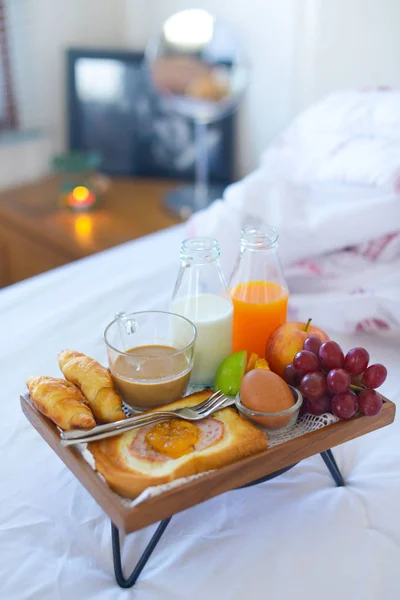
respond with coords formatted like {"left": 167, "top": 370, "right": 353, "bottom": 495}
{"left": 21, "top": 392, "right": 396, "bottom": 534}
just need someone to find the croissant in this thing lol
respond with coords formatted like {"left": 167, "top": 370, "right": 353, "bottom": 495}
{"left": 58, "top": 350, "right": 126, "bottom": 423}
{"left": 26, "top": 376, "right": 96, "bottom": 431}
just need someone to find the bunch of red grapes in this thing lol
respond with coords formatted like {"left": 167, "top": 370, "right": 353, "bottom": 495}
{"left": 283, "top": 337, "right": 387, "bottom": 419}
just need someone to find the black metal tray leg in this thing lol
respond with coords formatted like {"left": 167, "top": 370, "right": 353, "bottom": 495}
{"left": 320, "top": 449, "right": 345, "bottom": 487}
{"left": 111, "top": 517, "right": 171, "bottom": 588}
{"left": 109, "top": 452, "right": 344, "bottom": 587}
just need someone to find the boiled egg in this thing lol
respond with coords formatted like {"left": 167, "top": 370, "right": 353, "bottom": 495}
{"left": 240, "top": 369, "right": 295, "bottom": 429}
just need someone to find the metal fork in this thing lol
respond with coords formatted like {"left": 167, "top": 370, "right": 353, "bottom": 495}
{"left": 60, "top": 390, "right": 231, "bottom": 446}
{"left": 61, "top": 389, "right": 224, "bottom": 440}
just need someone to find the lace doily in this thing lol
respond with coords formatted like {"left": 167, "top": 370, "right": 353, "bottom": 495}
{"left": 267, "top": 411, "right": 339, "bottom": 448}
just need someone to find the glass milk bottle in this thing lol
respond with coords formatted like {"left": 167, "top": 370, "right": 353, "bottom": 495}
{"left": 229, "top": 225, "right": 288, "bottom": 357}
{"left": 171, "top": 237, "right": 233, "bottom": 386}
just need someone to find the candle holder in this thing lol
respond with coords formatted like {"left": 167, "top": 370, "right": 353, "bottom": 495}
{"left": 52, "top": 152, "right": 104, "bottom": 212}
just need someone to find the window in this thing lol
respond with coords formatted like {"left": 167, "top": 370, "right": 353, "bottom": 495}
{"left": 0, "top": 0, "right": 17, "bottom": 130}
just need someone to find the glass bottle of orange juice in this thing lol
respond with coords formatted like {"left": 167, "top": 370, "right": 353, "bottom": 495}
{"left": 229, "top": 225, "right": 288, "bottom": 356}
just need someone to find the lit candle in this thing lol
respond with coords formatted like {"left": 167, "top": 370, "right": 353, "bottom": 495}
{"left": 67, "top": 186, "right": 97, "bottom": 211}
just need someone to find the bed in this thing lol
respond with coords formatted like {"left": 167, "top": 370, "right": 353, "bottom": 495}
{"left": 1, "top": 223, "right": 399, "bottom": 600}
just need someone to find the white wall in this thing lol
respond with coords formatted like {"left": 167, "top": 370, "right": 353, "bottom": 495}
{"left": 294, "top": 0, "right": 400, "bottom": 113}
{"left": 6, "top": 0, "right": 36, "bottom": 131}
{"left": 17, "top": 0, "right": 128, "bottom": 153}
{"left": 123, "top": 0, "right": 154, "bottom": 49}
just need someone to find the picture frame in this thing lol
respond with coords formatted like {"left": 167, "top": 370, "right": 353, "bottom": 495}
{"left": 66, "top": 48, "right": 235, "bottom": 183}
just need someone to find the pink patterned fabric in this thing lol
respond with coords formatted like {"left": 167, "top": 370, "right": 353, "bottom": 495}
{"left": 284, "top": 231, "right": 400, "bottom": 333}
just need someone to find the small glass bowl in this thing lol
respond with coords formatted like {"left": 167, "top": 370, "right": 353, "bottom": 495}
{"left": 235, "top": 386, "right": 303, "bottom": 433}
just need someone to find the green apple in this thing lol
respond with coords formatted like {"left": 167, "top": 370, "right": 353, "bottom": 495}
{"left": 214, "top": 350, "right": 248, "bottom": 396}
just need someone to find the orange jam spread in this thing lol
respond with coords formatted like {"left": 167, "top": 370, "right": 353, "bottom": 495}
{"left": 145, "top": 419, "right": 200, "bottom": 459}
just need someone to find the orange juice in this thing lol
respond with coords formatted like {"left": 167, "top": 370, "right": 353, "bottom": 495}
{"left": 231, "top": 280, "right": 288, "bottom": 356}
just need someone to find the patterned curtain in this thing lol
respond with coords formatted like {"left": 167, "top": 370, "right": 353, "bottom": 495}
{"left": 0, "top": 0, "right": 17, "bottom": 129}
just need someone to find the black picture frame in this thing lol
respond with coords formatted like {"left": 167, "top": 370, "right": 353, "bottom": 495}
{"left": 66, "top": 48, "right": 235, "bottom": 183}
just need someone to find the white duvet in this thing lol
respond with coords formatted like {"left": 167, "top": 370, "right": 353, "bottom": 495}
{"left": 0, "top": 224, "right": 399, "bottom": 600}
{"left": 187, "top": 90, "right": 400, "bottom": 334}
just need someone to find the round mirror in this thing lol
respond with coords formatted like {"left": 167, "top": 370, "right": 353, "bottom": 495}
{"left": 146, "top": 9, "right": 248, "bottom": 124}
{"left": 145, "top": 10, "right": 248, "bottom": 217}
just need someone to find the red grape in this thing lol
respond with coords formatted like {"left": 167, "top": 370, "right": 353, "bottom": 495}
{"left": 300, "top": 372, "right": 327, "bottom": 400}
{"left": 331, "top": 391, "right": 358, "bottom": 419}
{"left": 326, "top": 368, "right": 351, "bottom": 394}
{"left": 359, "top": 389, "right": 383, "bottom": 416}
{"left": 319, "top": 341, "right": 344, "bottom": 370}
{"left": 293, "top": 351, "right": 320, "bottom": 375}
{"left": 307, "top": 394, "right": 331, "bottom": 415}
{"left": 344, "top": 347, "right": 369, "bottom": 375}
{"left": 283, "top": 364, "right": 301, "bottom": 386}
{"left": 362, "top": 363, "right": 387, "bottom": 389}
{"left": 303, "top": 336, "right": 323, "bottom": 356}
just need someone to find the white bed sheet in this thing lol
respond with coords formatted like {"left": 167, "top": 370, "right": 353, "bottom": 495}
{"left": 1, "top": 224, "right": 399, "bottom": 600}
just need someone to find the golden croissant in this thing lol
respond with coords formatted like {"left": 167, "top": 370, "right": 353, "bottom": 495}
{"left": 58, "top": 350, "right": 125, "bottom": 423}
{"left": 26, "top": 376, "right": 96, "bottom": 431}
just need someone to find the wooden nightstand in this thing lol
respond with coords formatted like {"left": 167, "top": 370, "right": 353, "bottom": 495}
{"left": 0, "top": 176, "right": 182, "bottom": 287}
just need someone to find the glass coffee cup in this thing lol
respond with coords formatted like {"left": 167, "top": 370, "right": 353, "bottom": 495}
{"left": 104, "top": 310, "right": 197, "bottom": 411}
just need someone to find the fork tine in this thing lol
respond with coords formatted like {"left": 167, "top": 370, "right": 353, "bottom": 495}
{"left": 195, "top": 390, "right": 224, "bottom": 413}
{"left": 190, "top": 389, "right": 221, "bottom": 412}
{"left": 199, "top": 396, "right": 228, "bottom": 416}
{"left": 198, "top": 392, "right": 227, "bottom": 415}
